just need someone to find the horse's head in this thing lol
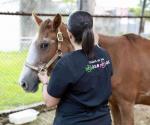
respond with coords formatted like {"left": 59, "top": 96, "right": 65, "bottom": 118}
{"left": 19, "top": 14, "right": 73, "bottom": 92}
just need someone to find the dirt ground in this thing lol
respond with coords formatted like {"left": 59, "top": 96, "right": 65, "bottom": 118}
{"left": 6, "top": 105, "right": 150, "bottom": 125}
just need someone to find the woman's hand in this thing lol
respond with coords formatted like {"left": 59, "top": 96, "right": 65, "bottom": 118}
{"left": 38, "top": 71, "right": 49, "bottom": 85}
{"left": 38, "top": 71, "right": 60, "bottom": 107}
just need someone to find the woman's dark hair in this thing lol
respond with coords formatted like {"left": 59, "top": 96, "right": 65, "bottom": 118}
{"left": 67, "top": 11, "right": 94, "bottom": 58}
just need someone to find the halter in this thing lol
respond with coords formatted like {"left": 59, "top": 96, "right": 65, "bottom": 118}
{"left": 25, "top": 28, "right": 63, "bottom": 72}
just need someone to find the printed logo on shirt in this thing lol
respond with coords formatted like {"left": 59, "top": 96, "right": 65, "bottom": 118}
{"left": 85, "top": 65, "right": 94, "bottom": 73}
{"left": 85, "top": 58, "right": 110, "bottom": 73}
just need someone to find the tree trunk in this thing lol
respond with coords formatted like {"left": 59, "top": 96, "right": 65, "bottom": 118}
{"left": 77, "top": 0, "right": 96, "bottom": 14}
{"left": 19, "top": 0, "right": 52, "bottom": 36}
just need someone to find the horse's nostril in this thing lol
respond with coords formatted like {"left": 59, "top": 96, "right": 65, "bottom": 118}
{"left": 21, "top": 81, "right": 28, "bottom": 90}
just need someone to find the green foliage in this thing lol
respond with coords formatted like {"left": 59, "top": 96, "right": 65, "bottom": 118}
{"left": 129, "top": 0, "right": 150, "bottom": 17}
{"left": 63, "top": 0, "right": 76, "bottom": 3}
{"left": 129, "top": 7, "right": 141, "bottom": 16}
{"left": 0, "top": 51, "right": 42, "bottom": 110}
{"left": 129, "top": 7, "right": 150, "bottom": 21}
{"left": 144, "top": 10, "right": 150, "bottom": 16}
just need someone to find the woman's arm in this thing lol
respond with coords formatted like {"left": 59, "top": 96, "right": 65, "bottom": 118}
{"left": 38, "top": 71, "right": 60, "bottom": 107}
{"left": 42, "top": 84, "right": 60, "bottom": 107}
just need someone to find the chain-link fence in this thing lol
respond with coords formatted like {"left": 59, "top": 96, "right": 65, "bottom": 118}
{"left": 0, "top": 0, "right": 150, "bottom": 112}
{"left": 0, "top": 38, "right": 43, "bottom": 111}
{"left": 0, "top": 0, "right": 77, "bottom": 112}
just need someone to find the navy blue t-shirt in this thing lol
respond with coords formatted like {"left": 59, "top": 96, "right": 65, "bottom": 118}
{"left": 47, "top": 45, "right": 112, "bottom": 125}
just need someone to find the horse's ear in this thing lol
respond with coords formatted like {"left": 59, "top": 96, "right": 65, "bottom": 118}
{"left": 32, "top": 12, "right": 43, "bottom": 26}
{"left": 52, "top": 14, "right": 62, "bottom": 30}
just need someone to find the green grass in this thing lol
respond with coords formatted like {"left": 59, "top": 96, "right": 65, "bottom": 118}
{"left": 0, "top": 51, "right": 42, "bottom": 111}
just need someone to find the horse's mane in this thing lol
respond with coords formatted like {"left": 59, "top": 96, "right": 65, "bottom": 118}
{"left": 39, "top": 19, "right": 51, "bottom": 33}
{"left": 123, "top": 33, "right": 141, "bottom": 42}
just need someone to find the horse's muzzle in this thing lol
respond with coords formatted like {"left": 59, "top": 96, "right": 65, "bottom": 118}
{"left": 20, "top": 80, "right": 29, "bottom": 90}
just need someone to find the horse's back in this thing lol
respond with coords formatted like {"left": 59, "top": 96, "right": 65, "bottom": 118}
{"left": 98, "top": 33, "right": 150, "bottom": 105}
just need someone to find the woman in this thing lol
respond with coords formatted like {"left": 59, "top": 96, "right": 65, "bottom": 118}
{"left": 38, "top": 11, "right": 113, "bottom": 125}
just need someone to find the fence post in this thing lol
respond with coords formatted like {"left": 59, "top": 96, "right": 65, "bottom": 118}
{"left": 139, "top": 0, "right": 147, "bottom": 34}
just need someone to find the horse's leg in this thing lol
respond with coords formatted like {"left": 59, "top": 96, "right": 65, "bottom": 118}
{"left": 110, "top": 104, "right": 121, "bottom": 125}
{"left": 109, "top": 97, "right": 121, "bottom": 125}
{"left": 119, "top": 100, "right": 134, "bottom": 125}
{"left": 111, "top": 76, "right": 136, "bottom": 125}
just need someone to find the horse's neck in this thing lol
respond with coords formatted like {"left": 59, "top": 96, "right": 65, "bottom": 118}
{"left": 97, "top": 33, "right": 123, "bottom": 62}
{"left": 98, "top": 34, "right": 114, "bottom": 49}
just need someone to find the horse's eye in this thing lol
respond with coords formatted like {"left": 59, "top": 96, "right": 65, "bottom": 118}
{"left": 40, "top": 43, "right": 49, "bottom": 49}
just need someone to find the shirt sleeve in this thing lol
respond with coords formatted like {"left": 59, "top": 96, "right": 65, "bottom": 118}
{"left": 47, "top": 59, "right": 73, "bottom": 98}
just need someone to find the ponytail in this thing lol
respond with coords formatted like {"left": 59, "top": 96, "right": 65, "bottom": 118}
{"left": 67, "top": 11, "right": 94, "bottom": 58}
{"left": 82, "top": 28, "right": 95, "bottom": 58}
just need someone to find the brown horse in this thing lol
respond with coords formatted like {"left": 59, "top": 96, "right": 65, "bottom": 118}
{"left": 19, "top": 14, "right": 150, "bottom": 125}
